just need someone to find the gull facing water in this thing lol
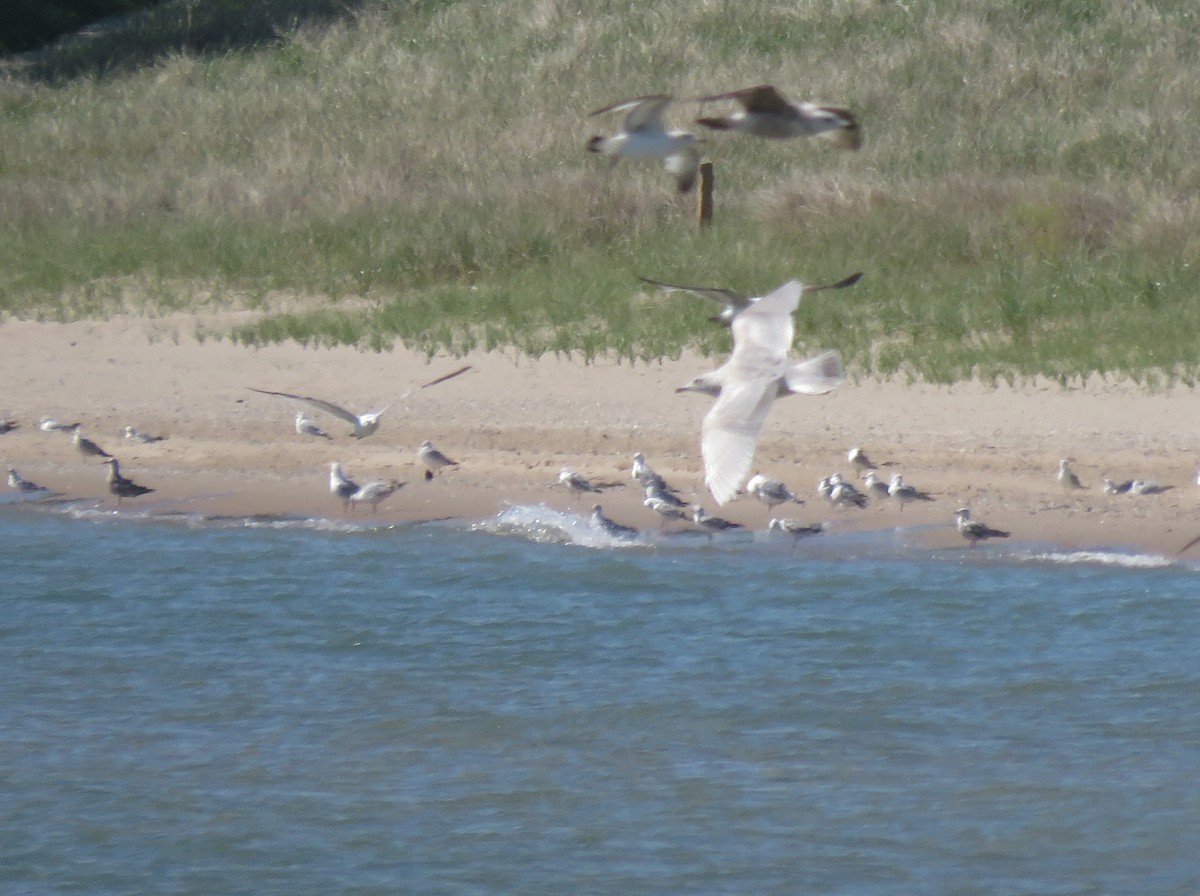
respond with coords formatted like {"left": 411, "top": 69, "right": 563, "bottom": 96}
{"left": 691, "top": 505, "right": 744, "bottom": 537}
{"left": 637, "top": 271, "right": 862, "bottom": 327}
{"left": 590, "top": 504, "right": 639, "bottom": 540}
{"left": 888, "top": 474, "right": 935, "bottom": 511}
{"left": 644, "top": 494, "right": 688, "bottom": 530}
{"left": 676, "top": 279, "right": 845, "bottom": 505}
{"left": 768, "top": 518, "right": 825, "bottom": 544}
{"left": 955, "top": 508, "right": 1010, "bottom": 547}
{"left": 694, "top": 84, "right": 862, "bottom": 149}
{"left": 102, "top": 457, "right": 155, "bottom": 505}
{"left": 586, "top": 95, "right": 701, "bottom": 194}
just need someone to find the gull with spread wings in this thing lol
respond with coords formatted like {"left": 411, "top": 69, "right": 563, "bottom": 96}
{"left": 249, "top": 365, "right": 471, "bottom": 439}
{"left": 694, "top": 84, "right": 861, "bottom": 150}
{"left": 586, "top": 94, "right": 701, "bottom": 194}
{"left": 637, "top": 271, "right": 862, "bottom": 326}
{"left": 676, "top": 280, "right": 845, "bottom": 505}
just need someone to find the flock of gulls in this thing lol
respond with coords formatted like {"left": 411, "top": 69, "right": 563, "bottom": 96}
{"left": 2, "top": 84, "right": 1192, "bottom": 552}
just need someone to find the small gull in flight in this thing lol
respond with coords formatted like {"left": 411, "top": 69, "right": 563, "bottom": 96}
{"left": 955, "top": 508, "right": 1010, "bottom": 548}
{"left": 102, "top": 457, "right": 155, "bottom": 505}
{"left": 349, "top": 479, "right": 407, "bottom": 514}
{"left": 676, "top": 279, "right": 845, "bottom": 505}
{"left": 7, "top": 467, "right": 48, "bottom": 493}
{"left": 746, "top": 473, "right": 804, "bottom": 510}
{"left": 693, "top": 84, "right": 862, "bottom": 150}
{"left": 888, "top": 474, "right": 935, "bottom": 511}
{"left": 418, "top": 440, "right": 458, "bottom": 481}
{"left": 124, "top": 425, "right": 167, "bottom": 444}
{"left": 1057, "top": 458, "right": 1086, "bottom": 491}
{"left": 590, "top": 504, "right": 639, "bottom": 540}
{"left": 74, "top": 429, "right": 113, "bottom": 459}
{"left": 586, "top": 94, "right": 701, "bottom": 194}
{"left": 249, "top": 365, "right": 471, "bottom": 439}
{"left": 637, "top": 271, "right": 862, "bottom": 326}
{"left": 329, "top": 462, "right": 359, "bottom": 511}
{"left": 295, "top": 413, "right": 332, "bottom": 440}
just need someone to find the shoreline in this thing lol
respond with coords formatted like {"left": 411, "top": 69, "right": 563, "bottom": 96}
{"left": 3, "top": 314, "right": 1200, "bottom": 557}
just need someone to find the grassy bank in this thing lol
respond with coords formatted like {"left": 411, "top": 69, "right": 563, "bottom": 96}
{"left": 2, "top": 0, "right": 1199, "bottom": 383}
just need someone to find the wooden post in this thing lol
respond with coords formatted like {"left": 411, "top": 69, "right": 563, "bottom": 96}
{"left": 696, "top": 162, "right": 714, "bottom": 228}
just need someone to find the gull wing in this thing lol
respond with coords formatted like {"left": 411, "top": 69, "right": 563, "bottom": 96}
{"left": 247, "top": 388, "right": 362, "bottom": 425}
{"left": 700, "top": 376, "right": 779, "bottom": 505}
{"left": 805, "top": 271, "right": 864, "bottom": 293}
{"left": 588, "top": 94, "right": 673, "bottom": 132}
{"left": 637, "top": 275, "right": 749, "bottom": 307}
{"left": 695, "top": 84, "right": 791, "bottom": 114}
{"left": 729, "top": 279, "right": 801, "bottom": 358}
{"left": 784, "top": 350, "right": 845, "bottom": 395}
{"left": 399, "top": 364, "right": 473, "bottom": 399}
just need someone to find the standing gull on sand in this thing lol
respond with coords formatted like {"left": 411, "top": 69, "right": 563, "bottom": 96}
{"left": 1057, "top": 458, "right": 1086, "bottom": 491}
{"left": 102, "top": 457, "right": 155, "bottom": 505}
{"left": 249, "top": 365, "right": 472, "bottom": 439}
{"left": 955, "top": 508, "right": 1010, "bottom": 548}
{"left": 637, "top": 271, "right": 862, "bottom": 326}
{"left": 558, "top": 467, "right": 621, "bottom": 501}
{"left": 888, "top": 474, "right": 935, "bottom": 511}
{"left": 746, "top": 473, "right": 804, "bottom": 510}
{"left": 590, "top": 504, "right": 639, "bottom": 540}
{"left": 862, "top": 471, "right": 892, "bottom": 503}
{"left": 644, "top": 495, "right": 688, "bottom": 531}
{"left": 295, "top": 413, "right": 332, "bottom": 440}
{"left": 691, "top": 506, "right": 744, "bottom": 538}
{"left": 39, "top": 417, "right": 79, "bottom": 432}
{"left": 74, "top": 429, "right": 113, "bottom": 459}
{"left": 124, "top": 425, "right": 167, "bottom": 444}
{"left": 7, "top": 467, "right": 47, "bottom": 493}
{"left": 694, "top": 84, "right": 862, "bottom": 149}
{"left": 348, "top": 479, "right": 406, "bottom": 514}
{"left": 586, "top": 95, "right": 701, "bottom": 194}
{"left": 676, "top": 279, "right": 845, "bottom": 505}
{"left": 418, "top": 440, "right": 458, "bottom": 481}
{"left": 328, "top": 462, "right": 359, "bottom": 511}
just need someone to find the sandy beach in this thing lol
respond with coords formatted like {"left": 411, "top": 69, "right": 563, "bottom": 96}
{"left": 2, "top": 312, "right": 1199, "bottom": 555}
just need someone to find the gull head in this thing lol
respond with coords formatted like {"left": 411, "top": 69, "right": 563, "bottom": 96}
{"left": 676, "top": 374, "right": 721, "bottom": 396}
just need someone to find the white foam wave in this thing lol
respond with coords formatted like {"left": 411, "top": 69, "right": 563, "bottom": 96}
{"left": 472, "top": 503, "right": 647, "bottom": 549}
{"left": 1023, "top": 549, "right": 1174, "bottom": 570}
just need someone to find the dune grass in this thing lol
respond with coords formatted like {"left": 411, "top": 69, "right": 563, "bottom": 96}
{"left": 2, "top": 0, "right": 1199, "bottom": 383}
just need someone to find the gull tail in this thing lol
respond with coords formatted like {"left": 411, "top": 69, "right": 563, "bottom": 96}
{"left": 785, "top": 350, "right": 845, "bottom": 395}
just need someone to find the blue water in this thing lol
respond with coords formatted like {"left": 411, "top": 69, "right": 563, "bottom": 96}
{"left": 2, "top": 499, "right": 1198, "bottom": 895}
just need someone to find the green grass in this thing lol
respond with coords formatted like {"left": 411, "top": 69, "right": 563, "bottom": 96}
{"left": 2, "top": 0, "right": 1200, "bottom": 383}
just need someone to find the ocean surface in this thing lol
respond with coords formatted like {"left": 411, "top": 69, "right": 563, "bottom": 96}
{"left": 2, "top": 496, "right": 1198, "bottom": 896}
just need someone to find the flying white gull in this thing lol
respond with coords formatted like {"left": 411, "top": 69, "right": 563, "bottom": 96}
{"left": 349, "top": 479, "right": 406, "bottom": 514}
{"left": 102, "top": 457, "right": 155, "bottom": 505}
{"left": 294, "top": 413, "right": 332, "bottom": 440}
{"left": 7, "top": 467, "right": 47, "bottom": 493}
{"left": 586, "top": 94, "right": 701, "bottom": 194}
{"left": 888, "top": 474, "right": 935, "bottom": 511}
{"left": 955, "top": 508, "right": 1010, "bottom": 548}
{"left": 74, "top": 429, "right": 113, "bottom": 459}
{"left": 1057, "top": 458, "right": 1086, "bottom": 491}
{"left": 249, "top": 365, "right": 471, "bottom": 439}
{"left": 637, "top": 271, "right": 862, "bottom": 326}
{"left": 329, "top": 462, "right": 359, "bottom": 511}
{"left": 746, "top": 473, "right": 804, "bottom": 510}
{"left": 693, "top": 84, "right": 862, "bottom": 149}
{"left": 676, "top": 279, "right": 845, "bottom": 505}
{"left": 124, "top": 425, "right": 167, "bottom": 444}
{"left": 590, "top": 504, "right": 639, "bottom": 540}
{"left": 418, "top": 440, "right": 458, "bottom": 480}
